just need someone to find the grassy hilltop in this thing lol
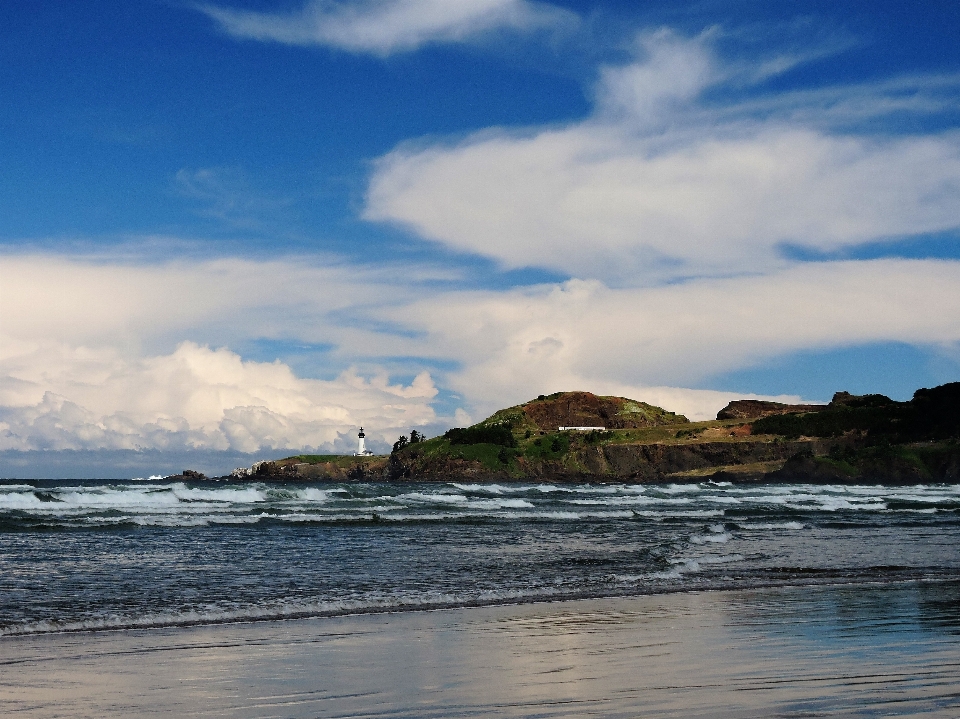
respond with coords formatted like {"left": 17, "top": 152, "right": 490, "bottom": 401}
{"left": 241, "top": 384, "right": 960, "bottom": 484}
{"left": 389, "top": 391, "right": 689, "bottom": 478}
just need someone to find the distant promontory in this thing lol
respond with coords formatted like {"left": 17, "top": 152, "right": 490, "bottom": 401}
{"left": 201, "top": 383, "right": 960, "bottom": 484}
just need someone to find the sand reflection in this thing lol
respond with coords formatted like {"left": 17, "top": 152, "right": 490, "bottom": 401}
{"left": 2, "top": 582, "right": 959, "bottom": 718}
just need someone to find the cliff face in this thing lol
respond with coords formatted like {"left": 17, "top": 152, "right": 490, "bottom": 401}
{"left": 767, "top": 444, "right": 960, "bottom": 484}
{"left": 387, "top": 434, "right": 851, "bottom": 482}
{"left": 595, "top": 439, "right": 825, "bottom": 479}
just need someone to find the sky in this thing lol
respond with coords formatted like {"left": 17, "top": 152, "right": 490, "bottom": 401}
{"left": 2, "top": 0, "right": 960, "bottom": 477}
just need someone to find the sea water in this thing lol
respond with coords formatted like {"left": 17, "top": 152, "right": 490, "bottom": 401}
{"left": 2, "top": 479, "right": 959, "bottom": 636}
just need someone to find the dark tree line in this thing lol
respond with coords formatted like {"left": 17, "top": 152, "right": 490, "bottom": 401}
{"left": 392, "top": 429, "right": 426, "bottom": 454}
{"left": 752, "top": 382, "right": 960, "bottom": 443}
{"left": 443, "top": 424, "right": 516, "bottom": 447}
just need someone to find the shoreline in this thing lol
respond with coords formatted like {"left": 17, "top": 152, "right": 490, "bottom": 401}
{"left": 3, "top": 581, "right": 959, "bottom": 718}
{"left": 4, "top": 572, "right": 957, "bottom": 639}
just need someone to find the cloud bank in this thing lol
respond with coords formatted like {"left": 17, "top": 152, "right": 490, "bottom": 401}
{"left": 0, "top": 341, "right": 436, "bottom": 453}
{"left": 387, "top": 259, "right": 960, "bottom": 418}
{"left": 199, "top": 0, "right": 575, "bottom": 54}
{"left": 0, "top": 255, "right": 441, "bottom": 454}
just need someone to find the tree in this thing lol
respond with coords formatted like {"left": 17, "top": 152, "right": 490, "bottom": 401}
{"left": 392, "top": 435, "right": 408, "bottom": 453}
{"left": 444, "top": 424, "right": 516, "bottom": 447}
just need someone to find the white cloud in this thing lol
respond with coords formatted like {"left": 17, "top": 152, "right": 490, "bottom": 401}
{"left": 0, "top": 254, "right": 448, "bottom": 453}
{"left": 0, "top": 341, "right": 437, "bottom": 453}
{"left": 712, "top": 73, "right": 960, "bottom": 127}
{"left": 9, "top": 24, "right": 960, "bottom": 464}
{"left": 365, "top": 32, "right": 960, "bottom": 282}
{"left": 198, "top": 0, "right": 574, "bottom": 55}
{"left": 0, "top": 253, "right": 418, "bottom": 353}
{"left": 594, "top": 29, "right": 714, "bottom": 128}
{"left": 377, "top": 259, "right": 960, "bottom": 419}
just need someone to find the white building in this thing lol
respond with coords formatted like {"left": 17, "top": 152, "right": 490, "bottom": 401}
{"left": 354, "top": 427, "right": 374, "bottom": 456}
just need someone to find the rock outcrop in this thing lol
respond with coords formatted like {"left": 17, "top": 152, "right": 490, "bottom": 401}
{"left": 716, "top": 400, "right": 826, "bottom": 421}
{"left": 514, "top": 391, "right": 687, "bottom": 431}
{"left": 163, "top": 469, "right": 207, "bottom": 481}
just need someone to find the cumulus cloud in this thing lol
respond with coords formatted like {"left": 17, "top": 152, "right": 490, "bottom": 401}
{"left": 0, "top": 254, "right": 447, "bottom": 453}
{"left": 0, "top": 341, "right": 437, "bottom": 453}
{"left": 365, "top": 32, "right": 960, "bottom": 282}
{"left": 198, "top": 0, "right": 575, "bottom": 54}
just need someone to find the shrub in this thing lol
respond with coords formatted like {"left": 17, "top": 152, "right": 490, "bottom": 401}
{"left": 751, "top": 382, "right": 960, "bottom": 443}
{"left": 444, "top": 424, "right": 517, "bottom": 447}
{"left": 751, "top": 406, "right": 900, "bottom": 439}
{"left": 523, "top": 433, "right": 569, "bottom": 460}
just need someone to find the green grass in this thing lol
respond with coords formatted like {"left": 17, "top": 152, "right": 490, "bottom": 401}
{"left": 441, "top": 442, "right": 517, "bottom": 470}
{"left": 522, "top": 433, "right": 570, "bottom": 460}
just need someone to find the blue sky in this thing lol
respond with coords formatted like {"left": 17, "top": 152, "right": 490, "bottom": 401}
{"left": 2, "top": 0, "right": 960, "bottom": 475}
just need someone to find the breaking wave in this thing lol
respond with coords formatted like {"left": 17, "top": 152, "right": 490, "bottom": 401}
{"left": 2, "top": 478, "right": 959, "bottom": 636}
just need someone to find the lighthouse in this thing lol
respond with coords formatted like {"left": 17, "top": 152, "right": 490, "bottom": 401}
{"left": 354, "top": 427, "right": 373, "bottom": 456}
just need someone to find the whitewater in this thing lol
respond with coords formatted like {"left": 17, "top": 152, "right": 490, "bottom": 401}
{"left": 1, "top": 479, "right": 959, "bottom": 636}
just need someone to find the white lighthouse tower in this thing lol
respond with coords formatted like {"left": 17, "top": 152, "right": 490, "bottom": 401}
{"left": 354, "top": 427, "right": 373, "bottom": 456}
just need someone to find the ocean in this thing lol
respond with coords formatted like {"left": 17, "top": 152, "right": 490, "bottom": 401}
{"left": 1, "top": 478, "right": 958, "bottom": 636}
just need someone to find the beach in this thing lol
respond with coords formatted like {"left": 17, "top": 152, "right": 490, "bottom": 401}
{"left": 3, "top": 581, "right": 959, "bottom": 718}
{"left": 3, "top": 478, "right": 959, "bottom": 716}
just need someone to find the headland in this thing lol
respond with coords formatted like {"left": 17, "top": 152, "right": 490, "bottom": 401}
{"left": 170, "top": 383, "right": 960, "bottom": 484}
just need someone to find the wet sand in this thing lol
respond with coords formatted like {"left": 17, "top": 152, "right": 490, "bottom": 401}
{"left": 2, "top": 581, "right": 959, "bottom": 718}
